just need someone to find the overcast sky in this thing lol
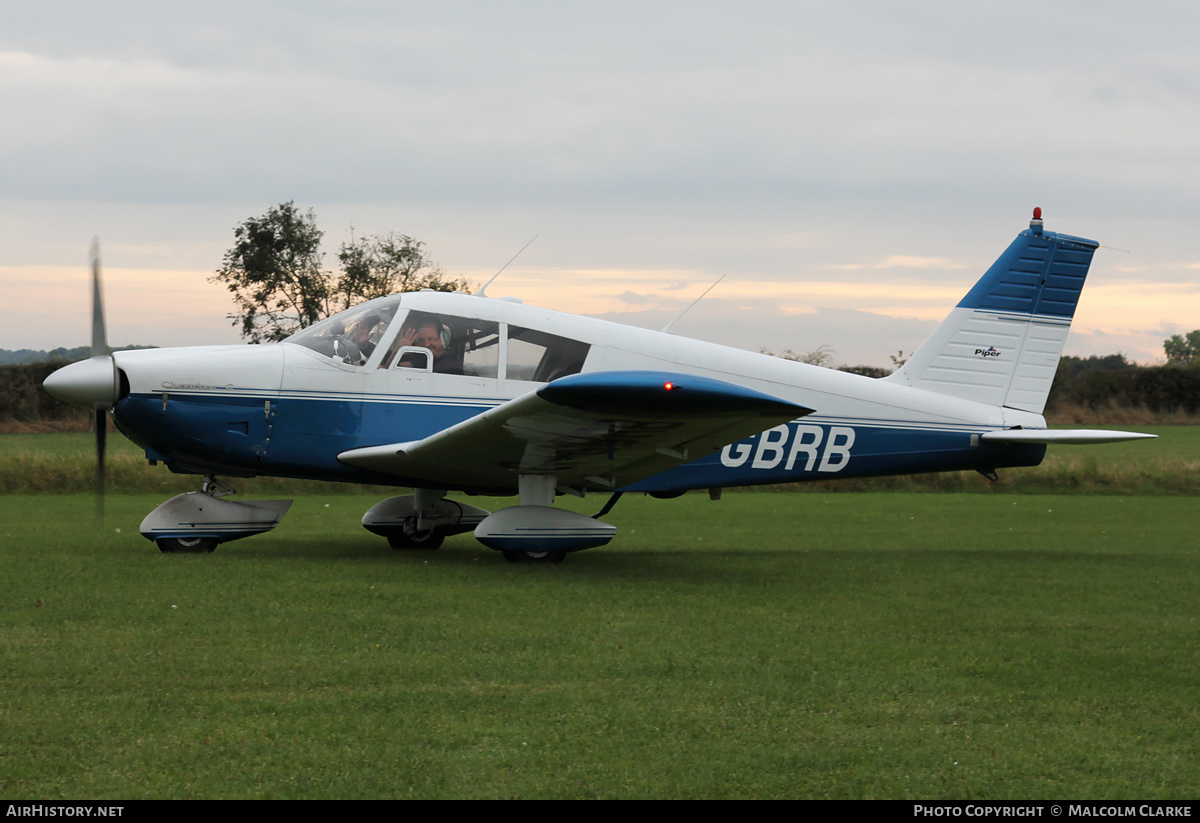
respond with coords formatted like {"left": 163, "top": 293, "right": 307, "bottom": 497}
{"left": 2, "top": 1, "right": 1197, "bottom": 365}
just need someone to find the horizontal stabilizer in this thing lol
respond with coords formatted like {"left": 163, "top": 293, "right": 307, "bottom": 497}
{"left": 981, "top": 429, "right": 1157, "bottom": 445}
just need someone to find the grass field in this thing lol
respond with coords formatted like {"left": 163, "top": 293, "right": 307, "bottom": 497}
{"left": 2, "top": 492, "right": 1197, "bottom": 799}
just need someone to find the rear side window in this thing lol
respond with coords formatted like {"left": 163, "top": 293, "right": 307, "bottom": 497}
{"left": 507, "top": 326, "right": 590, "bottom": 382}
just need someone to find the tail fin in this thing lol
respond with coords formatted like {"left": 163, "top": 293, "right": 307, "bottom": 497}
{"left": 884, "top": 210, "right": 1099, "bottom": 414}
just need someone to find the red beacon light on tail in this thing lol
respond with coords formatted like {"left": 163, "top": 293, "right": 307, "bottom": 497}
{"left": 1030, "top": 206, "right": 1044, "bottom": 235}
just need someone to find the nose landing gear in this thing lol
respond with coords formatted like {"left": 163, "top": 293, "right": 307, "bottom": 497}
{"left": 140, "top": 476, "right": 293, "bottom": 554}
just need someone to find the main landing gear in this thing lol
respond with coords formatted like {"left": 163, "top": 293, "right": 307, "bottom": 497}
{"left": 365, "top": 482, "right": 623, "bottom": 563}
{"left": 492, "top": 490, "right": 623, "bottom": 562}
{"left": 362, "top": 489, "right": 489, "bottom": 551}
{"left": 472, "top": 477, "right": 618, "bottom": 563}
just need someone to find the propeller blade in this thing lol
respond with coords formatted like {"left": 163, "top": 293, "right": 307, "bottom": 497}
{"left": 94, "top": 403, "right": 107, "bottom": 520}
{"left": 91, "top": 238, "right": 107, "bottom": 358}
{"left": 90, "top": 242, "right": 109, "bottom": 520}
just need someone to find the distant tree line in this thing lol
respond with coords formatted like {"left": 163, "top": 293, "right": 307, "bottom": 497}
{"left": 762, "top": 346, "right": 893, "bottom": 378}
{"left": 0, "top": 345, "right": 156, "bottom": 366}
{"left": 0, "top": 360, "right": 90, "bottom": 425}
{"left": 1, "top": 347, "right": 160, "bottom": 427}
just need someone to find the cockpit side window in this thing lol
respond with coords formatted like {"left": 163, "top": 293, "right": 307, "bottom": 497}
{"left": 507, "top": 326, "right": 590, "bottom": 382}
{"left": 387, "top": 311, "right": 500, "bottom": 377}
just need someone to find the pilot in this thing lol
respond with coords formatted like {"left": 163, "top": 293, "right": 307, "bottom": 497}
{"left": 394, "top": 315, "right": 462, "bottom": 374}
{"left": 346, "top": 313, "right": 382, "bottom": 365}
{"left": 397, "top": 318, "right": 444, "bottom": 360}
{"left": 352, "top": 315, "right": 378, "bottom": 352}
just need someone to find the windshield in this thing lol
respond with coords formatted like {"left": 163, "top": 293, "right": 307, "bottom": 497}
{"left": 284, "top": 295, "right": 405, "bottom": 366}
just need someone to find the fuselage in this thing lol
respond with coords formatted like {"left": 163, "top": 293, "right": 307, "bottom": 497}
{"left": 110, "top": 291, "right": 1046, "bottom": 494}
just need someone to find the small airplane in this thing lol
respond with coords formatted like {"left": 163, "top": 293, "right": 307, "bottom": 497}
{"left": 44, "top": 208, "right": 1154, "bottom": 562}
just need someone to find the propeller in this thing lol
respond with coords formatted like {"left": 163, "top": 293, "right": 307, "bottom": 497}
{"left": 43, "top": 239, "right": 117, "bottom": 519}
{"left": 91, "top": 240, "right": 108, "bottom": 519}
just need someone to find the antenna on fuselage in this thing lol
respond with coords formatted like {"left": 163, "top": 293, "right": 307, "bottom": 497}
{"left": 477, "top": 234, "right": 538, "bottom": 298}
{"left": 661, "top": 273, "right": 727, "bottom": 334}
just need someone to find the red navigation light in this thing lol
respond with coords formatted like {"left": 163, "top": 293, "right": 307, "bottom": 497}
{"left": 1033, "top": 207, "right": 1042, "bottom": 220}
{"left": 664, "top": 382, "right": 676, "bottom": 391}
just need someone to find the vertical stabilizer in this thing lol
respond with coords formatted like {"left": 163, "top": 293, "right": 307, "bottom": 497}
{"left": 885, "top": 210, "right": 1099, "bottom": 414}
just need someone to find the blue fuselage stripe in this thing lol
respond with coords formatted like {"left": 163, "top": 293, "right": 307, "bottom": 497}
{"left": 113, "top": 392, "right": 1044, "bottom": 491}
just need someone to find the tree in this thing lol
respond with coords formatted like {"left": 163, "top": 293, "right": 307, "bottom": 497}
{"left": 761, "top": 346, "right": 892, "bottom": 377}
{"left": 211, "top": 203, "right": 469, "bottom": 343}
{"left": 333, "top": 232, "right": 468, "bottom": 316}
{"left": 761, "top": 345, "right": 836, "bottom": 368}
{"left": 1164, "top": 331, "right": 1200, "bottom": 366}
{"left": 211, "top": 202, "right": 327, "bottom": 343}
{"left": 839, "top": 364, "right": 891, "bottom": 378}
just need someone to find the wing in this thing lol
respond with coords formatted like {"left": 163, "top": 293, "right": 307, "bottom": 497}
{"left": 338, "top": 370, "right": 813, "bottom": 492}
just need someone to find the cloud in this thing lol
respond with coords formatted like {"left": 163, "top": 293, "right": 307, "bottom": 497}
{"left": 826, "top": 256, "right": 966, "bottom": 271}
{"left": 616, "top": 291, "right": 664, "bottom": 306}
{"left": 5, "top": 2, "right": 1199, "bottom": 210}
{"left": 2, "top": 2, "right": 1198, "bottom": 358}
{"left": 588, "top": 299, "right": 938, "bottom": 369}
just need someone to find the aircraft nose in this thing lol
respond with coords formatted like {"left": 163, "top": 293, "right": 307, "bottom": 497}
{"left": 43, "top": 356, "right": 118, "bottom": 407}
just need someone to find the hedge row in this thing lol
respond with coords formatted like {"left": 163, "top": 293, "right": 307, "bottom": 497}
{"left": 0, "top": 361, "right": 89, "bottom": 424}
{"left": 1047, "top": 364, "right": 1200, "bottom": 415}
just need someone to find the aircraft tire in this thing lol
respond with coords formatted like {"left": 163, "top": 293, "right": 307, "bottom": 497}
{"left": 502, "top": 550, "right": 566, "bottom": 564}
{"left": 387, "top": 531, "right": 444, "bottom": 550}
{"left": 157, "top": 536, "right": 219, "bottom": 554}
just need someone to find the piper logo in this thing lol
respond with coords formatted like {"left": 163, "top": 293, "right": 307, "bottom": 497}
{"left": 974, "top": 346, "right": 1001, "bottom": 358}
